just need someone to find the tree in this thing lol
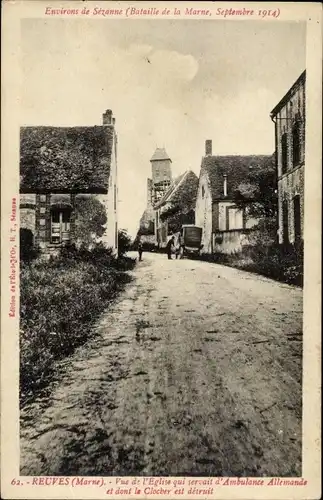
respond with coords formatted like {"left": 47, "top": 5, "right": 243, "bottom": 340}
{"left": 234, "top": 158, "right": 277, "bottom": 220}
{"left": 75, "top": 197, "right": 107, "bottom": 246}
{"left": 118, "top": 229, "right": 132, "bottom": 255}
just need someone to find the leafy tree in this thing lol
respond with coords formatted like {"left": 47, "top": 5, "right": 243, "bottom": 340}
{"left": 168, "top": 209, "right": 195, "bottom": 234}
{"left": 234, "top": 156, "right": 277, "bottom": 221}
{"left": 138, "top": 221, "right": 155, "bottom": 236}
{"left": 75, "top": 197, "right": 107, "bottom": 246}
{"left": 20, "top": 228, "right": 40, "bottom": 263}
{"left": 118, "top": 229, "right": 132, "bottom": 255}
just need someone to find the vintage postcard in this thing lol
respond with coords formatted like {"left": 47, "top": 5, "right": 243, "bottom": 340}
{"left": 1, "top": 1, "right": 322, "bottom": 499}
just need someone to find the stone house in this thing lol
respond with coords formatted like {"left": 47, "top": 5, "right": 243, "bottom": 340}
{"left": 20, "top": 109, "right": 118, "bottom": 256}
{"left": 195, "top": 140, "right": 273, "bottom": 254}
{"left": 154, "top": 170, "right": 199, "bottom": 248}
{"left": 270, "top": 70, "right": 305, "bottom": 245}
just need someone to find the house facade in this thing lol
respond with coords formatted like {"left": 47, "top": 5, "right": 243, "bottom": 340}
{"left": 154, "top": 170, "right": 199, "bottom": 248}
{"left": 270, "top": 70, "right": 305, "bottom": 245}
{"left": 20, "top": 109, "right": 118, "bottom": 256}
{"left": 195, "top": 140, "right": 273, "bottom": 254}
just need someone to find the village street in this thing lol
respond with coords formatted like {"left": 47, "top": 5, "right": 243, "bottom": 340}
{"left": 20, "top": 253, "right": 303, "bottom": 477}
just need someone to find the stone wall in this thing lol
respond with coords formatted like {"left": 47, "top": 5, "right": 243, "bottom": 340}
{"left": 151, "top": 159, "right": 172, "bottom": 184}
{"left": 20, "top": 194, "right": 36, "bottom": 239}
{"left": 275, "top": 76, "right": 305, "bottom": 244}
{"left": 140, "top": 234, "right": 156, "bottom": 246}
{"left": 276, "top": 82, "right": 305, "bottom": 178}
{"left": 20, "top": 191, "right": 115, "bottom": 252}
{"left": 277, "top": 165, "right": 304, "bottom": 244}
{"left": 213, "top": 230, "right": 253, "bottom": 254}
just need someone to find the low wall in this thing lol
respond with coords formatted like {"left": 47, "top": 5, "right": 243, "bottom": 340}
{"left": 212, "top": 230, "right": 253, "bottom": 254}
{"left": 140, "top": 234, "right": 157, "bottom": 249}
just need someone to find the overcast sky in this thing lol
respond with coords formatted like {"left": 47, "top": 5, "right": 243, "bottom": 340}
{"left": 21, "top": 19, "right": 306, "bottom": 237}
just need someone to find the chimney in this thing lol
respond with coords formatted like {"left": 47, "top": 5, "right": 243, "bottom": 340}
{"left": 103, "top": 109, "right": 113, "bottom": 125}
{"left": 205, "top": 140, "right": 212, "bottom": 156}
{"left": 223, "top": 174, "right": 228, "bottom": 197}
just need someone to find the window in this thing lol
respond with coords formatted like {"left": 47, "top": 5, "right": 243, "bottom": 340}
{"left": 51, "top": 209, "right": 71, "bottom": 244}
{"left": 292, "top": 120, "right": 301, "bottom": 167}
{"left": 282, "top": 200, "right": 289, "bottom": 244}
{"left": 227, "top": 207, "right": 243, "bottom": 230}
{"left": 202, "top": 186, "right": 205, "bottom": 198}
{"left": 293, "top": 195, "right": 301, "bottom": 241}
{"left": 281, "top": 133, "right": 288, "bottom": 175}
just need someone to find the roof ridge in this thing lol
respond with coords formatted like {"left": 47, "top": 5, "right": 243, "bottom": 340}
{"left": 154, "top": 170, "right": 191, "bottom": 208}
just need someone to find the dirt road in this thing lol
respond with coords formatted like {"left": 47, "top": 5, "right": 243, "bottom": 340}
{"left": 20, "top": 252, "right": 303, "bottom": 477}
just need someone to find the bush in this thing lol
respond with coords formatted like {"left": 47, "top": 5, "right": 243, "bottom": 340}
{"left": 142, "top": 242, "right": 158, "bottom": 252}
{"left": 244, "top": 240, "right": 303, "bottom": 286}
{"left": 60, "top": 241, "right": 115, "bottom": 267}
{"left": 74, "top": 197, "right": 107, "bottom": 246}
{"left": 199, "top": 240, "right": 303, "bottom": 287}
{"left": 118, "top": 229, "right": 132, "bottom": 256}
{"left": 20, "top": 244, "right": 136, "bottom": 404}
{"left": 20, "top": 228, "right": 40, "bottom": 263}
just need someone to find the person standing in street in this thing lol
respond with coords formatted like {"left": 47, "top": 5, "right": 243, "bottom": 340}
{"left": 138, "top": 241, "right": 143, "bottom": 261}
{"left": 166, "top": 236, "right": 175, "bottom": 260}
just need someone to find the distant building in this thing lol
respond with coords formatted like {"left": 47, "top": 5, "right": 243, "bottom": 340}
{"left": 154, "top": 170, "right": 199, "bottom": 248}
{"left": 195, "top": 140, "right": 273, "bottom": 254}
{"left": 20, "top": 109, "right": 118, "bottom": 256}
{"left": 270, "top": 70, "right": 305, "bottom": 245}
{"left": 137, "top": 147, "right": 173, "bottom": 247}
{"left": 148, "top": 147, "right": 173, "bottom": 204}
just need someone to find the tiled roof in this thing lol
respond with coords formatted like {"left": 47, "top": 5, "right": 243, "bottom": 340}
{"left": 155, "top": 172, "right": 186, "bottom": 208}
{"left": 155, "top": 170, "right": 199, "bottom": 210}
{"left": 20, "top": 126, "right": 114, "bottom": 193}
{"left": 150, "top": 147, "right": 172, "bottom": 162}
{"left": 201, "top": 155, "right": 274, "bottom": 200}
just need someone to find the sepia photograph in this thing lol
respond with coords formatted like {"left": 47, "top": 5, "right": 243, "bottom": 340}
{"left": 16, "top": 15, "right": 309, "bottom": 480}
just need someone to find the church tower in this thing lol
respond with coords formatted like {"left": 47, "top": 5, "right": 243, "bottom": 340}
{"left": 149, "top": 147, "right": 172, "bottom": 205}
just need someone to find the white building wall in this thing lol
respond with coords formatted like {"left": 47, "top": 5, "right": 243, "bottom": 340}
{"left": 195, "top": 170, "right": 212, "bottom": 253}
{"left": 100, "top": 131, "right": 118, "bottom": 254}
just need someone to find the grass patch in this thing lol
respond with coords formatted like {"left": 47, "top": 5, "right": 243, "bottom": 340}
{"left": 20, "top": 244, "right": 136, "bottom": 405}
